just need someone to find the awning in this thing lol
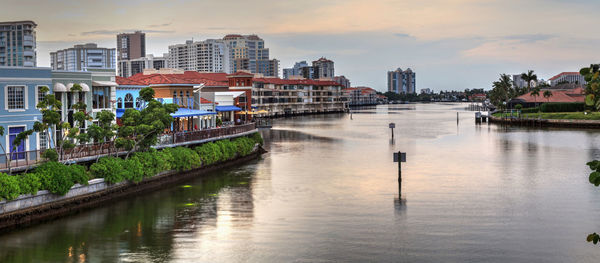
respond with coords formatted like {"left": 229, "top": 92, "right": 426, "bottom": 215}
{"left": 53, "top": 82, "right": 67, "bottom": 92}
{"left": 171, "top": 108, "right": 216, "bottom": 118}
{"left": 66, "top": 83, "right": 90, "bottom": 92}
{"left": 80, "top": 83, "right": 90, "bottom": 92}
{"left": 93, "top": 80, "right": 118, "bottom": 87}
{"left": 216, "top": 105, "right": 242, "bottom": 112}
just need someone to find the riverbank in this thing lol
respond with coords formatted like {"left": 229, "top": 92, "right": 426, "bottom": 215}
{"left": 492, "top": 112, "right": 600, "bottom": 120}
{"left": 489, "top": 115, "right": 600, "bottom": 128}
{"left": 0, "top": 145, "right": 265, "bottom": 233}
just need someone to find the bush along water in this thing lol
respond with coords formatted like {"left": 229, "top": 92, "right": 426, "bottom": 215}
{"left": 0, "top": 133, "right": 263, "bottom": 201}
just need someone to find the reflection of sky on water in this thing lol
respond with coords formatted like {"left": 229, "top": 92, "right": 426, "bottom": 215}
{"left": 2, "top": 103, "right": 600, "bottom": 262}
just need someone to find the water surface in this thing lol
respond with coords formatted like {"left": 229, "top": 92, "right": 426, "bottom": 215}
{"left": 2, "top": 103, "right": 600, "bottom": 262}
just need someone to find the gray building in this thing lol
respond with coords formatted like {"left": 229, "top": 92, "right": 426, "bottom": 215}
{"left": 283, "top": 61, "right": 308, "bottom": 79}
{"left": 312, "top": 57, "right": 334, "bottom": 79}
{"left": 119, "top": 54, "right": 167, "bottom": 77}
{"left": 0, "top": 21, "right": 37, "bottom": 67}
{"left": 334, "top": 75, "right": 351, "bottom": 89}
{"left": 387, "top": 68, "right": 416, "bottom": 94}
{"left": 50, "top": 43, "right": 116, "bottom": 71}
{"left": 167, "top": 39, "right": 231, "bottom": 73}
{"left": 223, "top": 34, "right": 278, "bottom": 76}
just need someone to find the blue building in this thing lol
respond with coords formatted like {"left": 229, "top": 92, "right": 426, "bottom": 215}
{"left": 0, "top": 67, "right": 52, "bottom": 164}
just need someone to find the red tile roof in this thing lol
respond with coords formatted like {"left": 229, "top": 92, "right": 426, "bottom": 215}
{"left": 115, "top": 76, "right": 146, "bottom": 86}
{"left": 515, "top": 88, "right": 585, "bottom": 103}
{"left": 549, "top": 72, "right": 581, "bottom": 81}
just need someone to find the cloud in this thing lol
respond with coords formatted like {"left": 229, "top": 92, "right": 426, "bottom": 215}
{"left": 501, "top": 34, "right": 556, "bottom": 43}
{"left": 394, "top": 33, "right": 414, "bottom": 39}
{"left": 147, "top": 22, "right": 171, "bottom": 28}
{"left": 81, "top": 29, "right": 174, "bottom": 36}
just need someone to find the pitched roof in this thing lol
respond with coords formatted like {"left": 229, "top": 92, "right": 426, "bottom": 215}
{"left": 115, "top": 76, "right": 146, "bottom": 86}
{"left": 514, "top": 88, "right": 585, "bottom": 103}
{"left": 549, "top": 72, "right": 581, "bottom": 81}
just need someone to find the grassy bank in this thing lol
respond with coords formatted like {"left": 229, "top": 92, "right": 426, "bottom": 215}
{"left": 492, "top": 112, "right": 600, "bottom": 120}
{"left": 0, "top": 132, "right": 264, "bottom": 201}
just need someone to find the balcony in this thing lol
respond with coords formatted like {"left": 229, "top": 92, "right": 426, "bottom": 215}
{"left": 23, "top": 40, "right": 34, "bottom": 47}
{"left": 23, "top": 50, "right": 34, "bottom": 57}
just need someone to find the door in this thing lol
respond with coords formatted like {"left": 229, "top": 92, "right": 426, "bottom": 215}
{"left": 9, "top": 126, "right": 26, "bottom": 160}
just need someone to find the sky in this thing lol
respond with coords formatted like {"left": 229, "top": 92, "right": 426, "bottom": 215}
{"left": 2, "top": 0, "right": 599, "bottom": 92}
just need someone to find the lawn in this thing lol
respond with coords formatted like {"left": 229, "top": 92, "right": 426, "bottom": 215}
{"left": 492, "top": 112, "right": 600, "bottom": 120}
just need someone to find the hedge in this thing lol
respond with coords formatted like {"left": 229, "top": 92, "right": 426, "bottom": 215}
{"left": 540, "top": 102, "right": 584, "bottom": 113}
{"left": 0, "top": 132, "right": 263, "bottom": 201}
{"left": 520, "top": 107, "right": 540, "bottom": 113}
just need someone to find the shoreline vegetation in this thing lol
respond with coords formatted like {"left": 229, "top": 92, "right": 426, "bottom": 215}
{"left": 0, "top": 132, "right": 263, "bottom": 202}
{"left": 492, "top": 112, "right": 600, "bottom": 121}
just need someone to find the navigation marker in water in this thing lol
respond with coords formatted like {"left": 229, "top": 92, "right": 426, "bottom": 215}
{"left": 393, "top": 151, "right": 406, "bottom": 197}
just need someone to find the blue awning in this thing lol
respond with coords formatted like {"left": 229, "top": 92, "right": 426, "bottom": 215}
{"left": 171, "top": 108, "right": 216, "bottom": 118}
{"left": 216, "top": 105, "right": 242, "bottom": 112}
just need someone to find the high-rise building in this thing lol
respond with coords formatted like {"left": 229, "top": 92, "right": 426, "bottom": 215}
{"left": 117, "top": 31, "right": 145, "bottom": 61}
{"left": 167, "top": 39, "right": 231, "bottom": 73}
{"left": 387, "top": 68, "right": 416, "bottom": 94}
{"left": 119, "top": 54, "right": 168, "bottom": 77}
{"left": 312, "top": 57, "right": 334, "bottom": 79}
{"left": 0, "top": 20, "right": 37, "bottom": 67}
{"left": 549, "top": 72, "right": 586, "bottom": 86}
{"left": 334, "top": 75, "right": 351, "bottom": 89}
{"left": 222, "top": 34, "right": 279, "bottom": 77}
{"left": 283, "top": 61, "right": 308, "bottom": 79}
{"left": 50, "top": 43, "right": 116, "bottom": 71}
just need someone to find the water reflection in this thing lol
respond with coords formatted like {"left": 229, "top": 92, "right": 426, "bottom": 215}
{"left": 3, "top": 103, "right": 600, "bottom": 262}
{"left": 0, "top": 167, "right": 256, "bottom": 262}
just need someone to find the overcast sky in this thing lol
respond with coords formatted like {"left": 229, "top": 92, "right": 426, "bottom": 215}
{"left": 2, "top": 0, "right": 599, "bottom": 92}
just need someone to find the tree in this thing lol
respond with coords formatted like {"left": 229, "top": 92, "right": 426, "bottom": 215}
{"left": 520, "top": 70, "right": 538, "bottom": 94}
{"left": 543, "top": 90, "right": 553, "bottom": 103}
{"left": 115, "top": 87, "right": 178, "bottom": 159}
{"left": 530, "top": 87, "right": 541, "bottom": 106}
{"left": 490, "top": 74, "right": 515, "bottom": 109}
{"left": 30, "top": 85, "right": 91, "bottom": 162}
{"left": 580, "top": 64, "right": 600, "bottom": 111}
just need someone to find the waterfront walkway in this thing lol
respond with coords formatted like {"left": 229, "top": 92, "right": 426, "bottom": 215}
{"left": 0, "top": 123, "right": 257, "bottom": 173}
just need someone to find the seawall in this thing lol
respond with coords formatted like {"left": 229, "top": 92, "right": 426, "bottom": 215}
{"left": 0, "top": 149, "right": 265, "bottom": 233}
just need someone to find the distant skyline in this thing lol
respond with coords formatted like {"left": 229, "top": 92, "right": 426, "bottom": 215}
{"left": 2, "top": 0, "right": 599, "bottom": 92}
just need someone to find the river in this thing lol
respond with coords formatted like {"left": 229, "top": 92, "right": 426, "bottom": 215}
{"left": 1, "top": 103, "right": 600, "bottom": 262}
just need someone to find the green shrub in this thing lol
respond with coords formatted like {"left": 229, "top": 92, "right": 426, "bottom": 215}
{"left": 540, "top": 102, "right": 584, "bottom": 113}
{"left": 0, "top": 173, "right": 21, "bottom": 200}
{"left": 123, "top": 158, "right": 144, "bottom": 183}
{"left": 35, "top": 162, "right": 75, "bottom": 195}
{"left": 131, "top": 151, "right": 159, "bottom": 178}
{"left": 70, "top": 164, "right": 90, "bottom": 186}
{"left": 234, "top": 137, "right": 255, "bottom": 156}
{"left": 194, "top": 142, "right": 222, "bottom": 166}
{"left": 90, "top": 157, "right": 125, "bottom": 184}
{"left": 41, "top": 149, "right": 58, "bottom": 162}
{"left": 157, "top": 149, "right": 174, "bottom": 171}
{"left": 18, "top": 173, "right": 41, "bottom": 195}
{"left": 250, "top": 132, "right": 263, "bottom": 146}
{"left": 164, "top": 147, "right": 201, "bottom": 171}
{"left": 216, "top": 140, "right": 237, "bottom": 161}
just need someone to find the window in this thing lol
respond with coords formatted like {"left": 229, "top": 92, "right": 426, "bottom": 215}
{"left": 39, "top": 130, "right": 48, "bottom": 151}
{"left": 9, "top": 126, "right": 26, "bottom": 160}
{"left": 92, "top": 87, "right": 110, "bottom": 109}
{"left": 37, "top": 86, "right": 47, "bottom": 104}
{"left": 117, "top": 97, "right": 123, "bottom": 108}
{"left": 7, "top": 85, "right": 25, "bottom": 110}
{"left": 124, "top": 93, "right": 134, "bottom": 108}
{"left": 135, "top": 97, "right": 142, "bottom": 108}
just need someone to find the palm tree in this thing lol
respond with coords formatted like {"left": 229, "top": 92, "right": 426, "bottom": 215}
{"left": 492, "top": 74, "right": 514, "bottom": 109}
{"left": 531, "top": 87, "right": 541, "bottom": 106}
{"left": 543, "top": 90, "right": 553, "bottom": 103}
{"left": 520, "top": 70, "right": 538, "bottom": 94}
